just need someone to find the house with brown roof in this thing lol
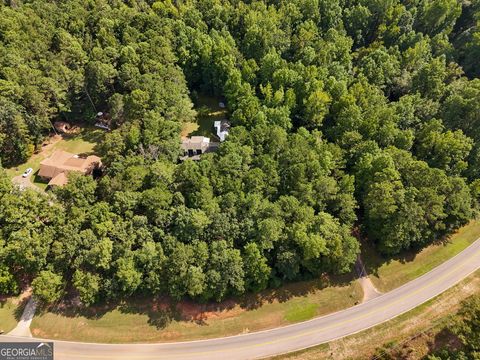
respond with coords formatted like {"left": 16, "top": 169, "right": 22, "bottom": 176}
{"left": 38, "top": 150, "right": 101, "bottom": 187}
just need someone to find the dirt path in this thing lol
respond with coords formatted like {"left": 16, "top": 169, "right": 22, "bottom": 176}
{"left": 355, "top": 256, "right": 382, "bottom": 302}
{"left": 31, "top": 134, "right": 64, "bottom": 161}
{"left": 358, "top": 277, "right": 382, "bottom": 302}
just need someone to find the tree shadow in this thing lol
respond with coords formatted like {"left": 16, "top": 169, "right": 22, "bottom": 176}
{"left": 41, "top": 271, "right": 357, "bottom": 331}
{"left": 32, "top": 170, "right": 48, "bottom": 186}
{"left": 360, "top": 233, "right": 453, "bottom": 278}
{"left": 118, "top": 299, "right": 182, "bottom": 329}
{"left": 13, "top": 298, "right": 28, "bottom": 321}
{"left": 238, "top": 273, "right": 355, "bottom": 311}
{"left": 37, "top": 296, "right": 182, "bottom": 330}
{"left": 427, "top": 327, "right": 463, "bottom": 354}
{"left": 0, "top": 296, "right": 9, "bottom": 311}
{"left": 78, "top": 127, "right": 105, "bottom": 150}
{"left": 36, "top": 298, "right": 115, "bottom": 322}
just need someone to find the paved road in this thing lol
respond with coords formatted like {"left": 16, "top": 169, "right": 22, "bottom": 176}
{"left": 3, "top": 239, "right": 480, "bottom": 360}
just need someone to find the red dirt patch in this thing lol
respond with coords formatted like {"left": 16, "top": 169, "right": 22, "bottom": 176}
{"left": 176, "top": 299, "right": 244, "bottom": 322}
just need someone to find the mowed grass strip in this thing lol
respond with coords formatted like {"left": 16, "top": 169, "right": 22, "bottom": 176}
{"left": 0, "top": 297, "right": 21, "bottom": 333}
{"left": 30, "top": 279, "right": 362, "bottom": 343}
{"left": 364, "top": 220, "right": 480, "bottom": 293}
{"left": 284, "top": 302, "right": 318, "bottom": 322}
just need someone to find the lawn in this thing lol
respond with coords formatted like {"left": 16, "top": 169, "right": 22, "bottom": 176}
{"left": 0, "top": 297, "right": 20, "bottom": 334}
{"left": 181, "top": 94, "right": 228, "bottom": 139}
{"left": 30, "top": 276, "right": 362, "bottom": 343}
{"left": 364, "top": 219, "right": 480, "bottom": 292}
{"left": 6, "top": 126, "right": 103, "bottom": 190}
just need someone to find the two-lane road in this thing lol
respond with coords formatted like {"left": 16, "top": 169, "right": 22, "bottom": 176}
{"left": 3, "top": 239, "right": 480, "bottom": 360}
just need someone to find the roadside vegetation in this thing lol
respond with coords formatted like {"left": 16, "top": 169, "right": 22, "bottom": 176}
{"left": 0, "top": 297, "right": 22, "bottom": 334}
{"left": 270, "top": 270, "right": 480, "bottom": 360}
{"left": 31, "top": 276, "right": 361, "bottom": 343}
{"left": 2, "top": 0, "right": 480, "bottom": 333}
{"left": 27, "top": 218, "right": 480, "bottom": 343}
{"left": 364, "top": 220, "right": 480, "bottom": 292}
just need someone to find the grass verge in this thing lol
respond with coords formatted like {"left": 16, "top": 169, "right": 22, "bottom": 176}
{"left": 30, "top": 277, "right": 361, "bottom": 343}
{"left": 28, "top": 220, "right": 480, "bottom": 343}
{"left": 364, "top": 220, "right": 480, "bottom": 292}
{"left": 270, "top": 269, "right": 480, "bottom": 360}
{"left": 0, "top": 297, "right": 21, "bottom": 334}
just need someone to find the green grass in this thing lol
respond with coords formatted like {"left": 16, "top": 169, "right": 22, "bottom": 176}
{"left": 6, "top": 126, "right": 103, "bottom": 189}
{"left": 284, "top": 302, "right": 318, "bottom": 322}
{"left": 31, "top": 277, "right": 362, "bottom": 343}
{"left": 364, "top": 220, "right": 480, "bottom": 293}
{"left": 182, "top": 94, "right": 228, "bottom": 139}
{"left": 0, "top": 298, "right": 20, "bottom": 333}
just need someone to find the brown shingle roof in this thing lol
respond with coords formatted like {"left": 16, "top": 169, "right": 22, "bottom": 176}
{"left": 48, "top": 172, "right": 69, "bottom": 187}
{"left": 38, "top": 150, "right": 101, "bottom": 184}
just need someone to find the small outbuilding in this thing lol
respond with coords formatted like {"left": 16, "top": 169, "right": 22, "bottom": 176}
{"left": 95, "top": 112, "right": 111, "bottom": 130}
{"left": 214, "top": 120, "right": 230, "bottom": 142}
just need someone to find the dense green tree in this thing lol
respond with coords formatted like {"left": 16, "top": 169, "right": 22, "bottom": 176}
{"left": 0, "top": 265, "right": 18, "bottom": 295}
{"left": 204, "top": 240, "right": 245, "bottom": 301}
{"left": 357, "top": 46, "right": 400, "bottom": 90}
{"left": 453, "top": 294, "right": 480, "bottom": 354}
{"left": 243, "top": 243, "right": 271, "bottom": 292}
{"left": 415, "top": 119, "right": 473, "bottom": 175}
{"left": 32, "top": 270, "right": 64, "bottom": 304}
{"left": 114, "top": 257, "right": 142, "bottom": 295}
{"left": 442, "top": 78, "right": 480, "bottom": 179}
{"left": 1, "top": 0, "right": 479, "bottom": 305}
{"left": 415, "top": 0, "right": 462, "bottom": 37}
{"left": 0, "top": 98, "right": 34, "bottom": 166}
{"left": 72, "top": 270, "right": 100, "bottom": 306}
{"left": 426, "top": 294, "right": 480, "bottom": 359}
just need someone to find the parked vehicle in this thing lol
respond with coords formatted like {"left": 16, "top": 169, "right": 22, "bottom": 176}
{"left": 22, "top": 167, "right": 33, "bottom": 178}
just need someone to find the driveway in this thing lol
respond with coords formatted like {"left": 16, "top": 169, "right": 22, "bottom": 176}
{"left": 12, "top": 174, "right": 42, "bottom": 192}
{"left": 8, "top": 297, "right": 37, "bottom": 337}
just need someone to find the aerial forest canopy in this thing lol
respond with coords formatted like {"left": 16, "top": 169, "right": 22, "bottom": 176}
{"left": 1, "top": 0, "right": 480, "bottom": 304}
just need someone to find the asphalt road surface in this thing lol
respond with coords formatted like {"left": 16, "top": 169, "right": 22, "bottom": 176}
{"left": 3, "top": 239, "right": 480, "bottom": 360}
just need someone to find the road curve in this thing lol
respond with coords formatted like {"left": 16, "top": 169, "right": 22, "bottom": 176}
{"left": 2, "top": 239, "right": 480, "bottom": 360}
